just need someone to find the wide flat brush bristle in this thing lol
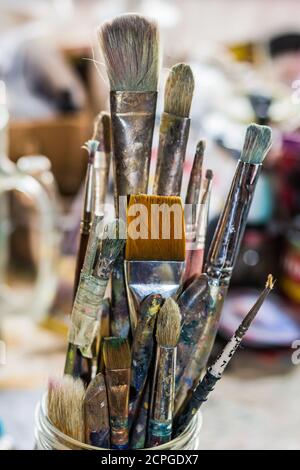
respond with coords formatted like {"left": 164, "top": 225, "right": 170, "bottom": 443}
{"left": 164, "top": 63, "right": 194, "bottom": 118}
{"left": 240, "top": 123, "right": 272, "bottom": 164}
{"left": 156, "top": 298, "right": 181, "bottom": 347}
{"left": 125, "top": 194, "right": 185, "bottom": 262}
{"left": 47, "top": 376, "right": 85, "bottom": 442}
{"left": 98, "top": 13, "right": 159, "bottom": 92}
{"left": 103, "top": 337, "right": 131, "bottom": 370}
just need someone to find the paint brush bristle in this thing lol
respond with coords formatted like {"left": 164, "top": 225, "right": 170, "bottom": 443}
{"left": 156, "top": 298, "right": 181, "bottom": 348}
{"left": 98, "top": 13, "right": 159, "bottom": 92}
{"left": 47, "top": 376, "right": 85, "bottom": 442}
{"left": 185, "top": 140, "right": 205, "bottom": 207}
{"left": 266, "top": 273, "right": 275, "bottom": 289}
{"left": 240, "top": 123, "right": 272, "bottom": 164}
{"left": 164, "top": 63, "right": 194, "bottom": 118}
{"left": 126, "top": 194, "right": 185, "bottom": 262}
{"left": 205, "top": 169, "right": 213, "bottom": 181}
{"left": 103, "top": 337, "right": 131, "bottom": 370}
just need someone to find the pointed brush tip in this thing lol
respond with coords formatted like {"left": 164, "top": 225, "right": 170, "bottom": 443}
{"left": 205, "top": 169, "right": 213, "bottom": 180}
{"left": 196, "top": 139, "right": 206, "bottom": 155}
{"left": 266, "top": 274, "right": 275, "bottom": 290}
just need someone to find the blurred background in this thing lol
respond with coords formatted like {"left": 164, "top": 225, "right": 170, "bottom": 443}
{"left": 0, "top": 0, "right": 300, "bottom": 450}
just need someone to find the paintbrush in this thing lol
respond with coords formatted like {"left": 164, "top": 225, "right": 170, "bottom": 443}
{"left": 84, "top": 372, "right": 110, "bottom": 448}
{"left": 153, "top": 63, "right": 194, "bottom": 196}
{"left": 191, "top": 123, "right": 272, "bottom": 385}
{"left": 147, "top": 298, "right": 181, "bottom": 447}
{"left": 130, "top": 381, "right": 151, "bottom": 449}
{"left": 103, "top": 337, "right": 131, "bottom": 449}
{"left": 96, "top": 298, "right": 111, "bottom": 374}
{"left": 174, "top": 274, "right": 211, "bottom": 414}
{"left": 65, "top": 219, "right": 125, "bottom": 379}
{"left": 129, "top": 294, "right": 164, "bottom": 425}
{"left": 174, "top": 274, "right": 275, "bottom": 435}
{"left": 110, "top": 253, "right": 131, "bottom": 339}
{"left": 125, "top": 194, "right": 185, "bottom": 330}
{"left": 99, "top": 13, "right": 159, "bottom": 216}
{"left": 47, "top": 376, "right": 85, "bottom": 443}
{"left": 73, "top": 139, "right": 99, "bottom": 299}
{"left": 65, "top": 215, "right": 103, "bottom": 382}
{"left": 185, "top": 140, "right": 205, "bottom": 229}
{"left": 92, "top": 112, "right": 112, "bottom": 217}
{"left": 184, "top": 168, "right": 213, "bottom": 284}
{"left": 99, "top": 14, "right": 159, "bottom": 335}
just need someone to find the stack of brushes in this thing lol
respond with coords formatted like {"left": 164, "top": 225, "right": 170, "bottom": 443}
{"left": 47, "top": 13, "right": 274, "bottom": 449}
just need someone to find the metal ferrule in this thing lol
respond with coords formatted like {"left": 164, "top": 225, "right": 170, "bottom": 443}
{"left": 153, "top": 112, "right": 190, "bottom": 196}
{"left": 206, "top": 161, "right": 261, "bottom": 285}
{"left": 106, "top": 368, "right": 130, "bottom": 449}
{"left": 110, "top": 91, "right": 157, "bottom": 201}
{"left": 148, "top": 346, "right": 176, "bottom": 446}
{"left": 125, "top": 260, "right": 185, "bottom": 307}
{"left": 93, "top": 150, "right": 111, "bottom": 216}
{"left": 81, "top": 162, "right": 94, "bottom": 234}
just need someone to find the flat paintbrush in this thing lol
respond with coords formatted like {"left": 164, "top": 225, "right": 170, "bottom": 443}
{"left": 147, "top": 298, "right": 181, "bottom": 447}
{"left": 190, "top": 123, "right": 272, "bottom": 387}
{"left": 153, "top": 63, "right": 194, "bottom": 196}
{"left": 99, "top": 13, "right": 160, "bottom": 215}
{"left": 125, "top": 194, "right": 185, "bottom": 330}
{"left": 84, "top": 372, "right": 110, "bottom": 448}
{"left": 103, "top": 337, "right": 131, "bottom": 450}
{"left": 92, "top": 112, "right": 112, "bottom": 217}
{"left": 47, "top": 376, "right": 85, "bottom": 443}
{"left": 174, "top": 274, "right": 275, "bottom": 435}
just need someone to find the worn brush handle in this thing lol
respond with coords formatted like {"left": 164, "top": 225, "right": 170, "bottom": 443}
{"left": 73, "top": 231, "right": 90, "bottom": 300}
{"left": 68, "top": 273, "right": 108, "bottom": 358}
{"left": 110, "top": 255, "right": 131, "bottom": 338}
{"left": 184, "top": 247, "right": 204, "bottom": 285}
{"left": 130, "top": 382, "right": 151, "bottom": 449}
{"left": 174, "top": 371, "right": 219, "bottom": 437}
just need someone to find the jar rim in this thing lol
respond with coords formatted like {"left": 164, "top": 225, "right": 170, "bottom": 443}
{"left": 38, "top": 393, "right": 202, "bottom": 450}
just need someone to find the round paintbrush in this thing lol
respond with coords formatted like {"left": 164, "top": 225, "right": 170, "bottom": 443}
{"left": 147, "top": 298, "right": 181, "bottom": 447}
{"left": 98, "top": 14, "right": 160, "bottom": 208}
{"left": 153, "top": 63, "right": 194, "bottom": 196}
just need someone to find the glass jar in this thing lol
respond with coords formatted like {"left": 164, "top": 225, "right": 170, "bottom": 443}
{"left": 34, "top": 394, "right": 202, "bottom": 450}
{"left": 0, "top": 82, "right": 57, "bottom": 320}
